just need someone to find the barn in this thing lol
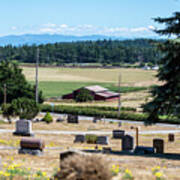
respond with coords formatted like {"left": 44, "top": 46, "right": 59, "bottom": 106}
{"left": 62, "top": 85, "right": 119, "bottom": 101}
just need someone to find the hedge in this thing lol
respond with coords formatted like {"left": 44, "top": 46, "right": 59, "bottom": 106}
{"left": 41, "top": 104, "right": 147, "bottom": 121}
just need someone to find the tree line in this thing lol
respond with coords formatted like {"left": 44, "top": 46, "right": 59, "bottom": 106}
{"left": 0, "top": 39, "right": 162, "bottom": 65}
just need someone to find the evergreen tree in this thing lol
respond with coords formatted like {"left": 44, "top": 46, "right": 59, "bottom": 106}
{"left": 143, "top": 12, "right": 180, "bottom": 124}
{"left": 0, "top": 60, "right": 44, "bottom": 104}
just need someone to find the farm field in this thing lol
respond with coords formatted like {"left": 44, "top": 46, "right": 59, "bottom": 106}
{"left": 22, "top": 67, "right": 158, "bottom": 109}
{"left": 0, "top": 118, "right": 180, "bottom": 180}
{"left": 22, "top": 67, "right": 158, "bottom": 86}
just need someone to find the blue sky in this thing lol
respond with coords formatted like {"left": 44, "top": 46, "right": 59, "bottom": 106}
{"left": 0, "top": 0, "right": 179, "bottom": 37}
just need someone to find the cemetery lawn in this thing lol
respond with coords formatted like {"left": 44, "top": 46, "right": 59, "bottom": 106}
{"left": 0, "top": 118, "right": 180, "bottom": 179}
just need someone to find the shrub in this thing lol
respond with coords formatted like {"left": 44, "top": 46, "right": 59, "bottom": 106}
{"left": 42, "top": 112, "right": 53, "bottom": 123}
{"left": 54, "top": 154, "right": 112, "bottom": 180}
{"left": 85, "top": 134, "right": 98, "bottom": 144}
{"left": 75, "top": 89, "right": 94, "bottom": 102}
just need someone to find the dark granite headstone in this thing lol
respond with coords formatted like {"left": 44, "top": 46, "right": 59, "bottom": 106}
{"left": 97, "top": 136, "right": 109, "bottom": 145}
{"left": 67, "top": 115, "right": 79, "bottom": 123}
{"left": 113, "top": 130, "right": 125, "bottom": 139}
{"left": 153, "top": 139, "right": 164, "bottom": 154}
{"left": 168, "top": 133, "right": 175, "bottom": 142}
{"left": 74, "top": 135, "right": 85, "bottom": 143}
{"left": 122, "top": 135, "right": 134, "bottom": 151}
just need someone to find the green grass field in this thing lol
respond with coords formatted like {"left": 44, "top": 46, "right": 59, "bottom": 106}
{"left": 30, "top": 81, "right": 148, "bottom": 98}
{"left": 23, "top": 66, "right": 157, "bottom": 98}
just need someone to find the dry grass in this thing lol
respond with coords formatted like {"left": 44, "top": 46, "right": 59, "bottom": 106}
{"left": 0, "top": 119, "right": 180, "bottom": 179}
{"left": 22, "top": 67, "right": 158, "bottom": 86}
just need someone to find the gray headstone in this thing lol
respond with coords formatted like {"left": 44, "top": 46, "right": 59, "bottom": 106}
{"left": 74, "top": 135, "right": 85, "bottom": 143}
{"left": 67, "top": 115, "right": 79, "bottom": 123}
{"left": 122, "top": 135, "right": 134, "bottom": 151}
{"left": 113, "top": 130, "right": 125, "bottom": 139}
{"left": 13, "top": 120, "right": 34, "bottom": 136}
{"left": 97, "top": 136, "right": 109, "bottom": 145}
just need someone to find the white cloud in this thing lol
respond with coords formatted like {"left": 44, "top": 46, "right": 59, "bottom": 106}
{"left": 130, "top": 27, "right": 148, "bottom": 32}
{"left": 8, "top": 23, "right": 157, "bottom": 38}
{"left": 11, "top": 26, "right": 17, "bottom": 30}
{"left": 60, "top": 24, "right": 68, "bottom": 28}
{"left": 148, "top": 25, "right": 155, "bottom": 30}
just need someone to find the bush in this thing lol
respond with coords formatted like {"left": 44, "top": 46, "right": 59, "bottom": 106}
{"left": 85, "top": 134, "right": 98, "bottom": 144}
{"left": 54, "top": 154, "right": 112, "bottom": 180}
{"left": 2, "top": 97, "right": 39, "bottom": 121}
{"left": 42, "top": 112, "right": 53, "bottom": 123}
{"left": 75, "top": 89, "right": 94, "bottom": 102}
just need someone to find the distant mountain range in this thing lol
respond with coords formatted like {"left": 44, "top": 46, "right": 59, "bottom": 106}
{"left": 0, "top": 34, "right": 128, "bottom": 46}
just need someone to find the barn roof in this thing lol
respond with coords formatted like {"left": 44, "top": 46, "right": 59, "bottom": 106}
{"left": 96, "top": 91, "right": 119, "bottom": 98}
{"left": 84, "top": 85, "right": 108, "bottom": 93}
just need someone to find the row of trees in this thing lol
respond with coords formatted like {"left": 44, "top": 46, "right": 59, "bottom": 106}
{"left": 0, "top": 39, "right": 162, "bottom": 65}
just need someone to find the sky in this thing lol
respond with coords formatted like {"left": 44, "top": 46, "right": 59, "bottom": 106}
{"left": 0, "top": 0, "right": 179, "bottom": 38}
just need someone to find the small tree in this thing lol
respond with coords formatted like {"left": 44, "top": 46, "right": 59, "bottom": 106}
{"left": 42, "top": 112, "right": 53, "bottom": 123}
{"left": 75, "top": 89, "right": 94, "bottom": 102}
{"left": 2, "top": 97, "right": 39, "bottom": 120}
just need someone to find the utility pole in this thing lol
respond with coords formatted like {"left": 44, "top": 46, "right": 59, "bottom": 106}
{"left": 3, "top": 83, "right": 7, "bottom": 105}
{"left": 118, "top": 73, "right": 121, "bottom": 117}
{"left": 35, "top": 48, "right": 39, "bottom": 104}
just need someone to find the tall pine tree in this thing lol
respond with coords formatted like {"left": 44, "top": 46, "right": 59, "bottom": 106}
{"left": 143, "top": 12, "right": 180, "bottom": 124}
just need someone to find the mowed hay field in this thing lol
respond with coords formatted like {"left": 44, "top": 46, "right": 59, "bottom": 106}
{"left": 22, "top": 66, "right": 159, "bottom": 108}
{"left": 23, "top": 67, "right": 158, "bottom": 85}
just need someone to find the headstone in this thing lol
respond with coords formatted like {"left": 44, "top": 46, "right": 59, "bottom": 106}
{"left": 56, "top": 117, "right": 65, "bottom": 123}
{"left": 67, "top": 115, "right": 79, "bottom": 124}
{"left": 168, "top": 133, "right": 175, "bottom": 142}
{"left": 97, "top": 136, "right": 109, "bottom": 145}
{"left": 74, "top": 135, "right": 85, "bottom": 143}
{"left": 153, "top": 139, "right": 164, "bottom": 154}
{"left": 134, "top": 146, "right": 155, "bottom": 154}
{"left": 102, "top": 147, "right": 112, "bottom": 154}
{"left": 93, "top": 116, "right": 102, "bottom": 123}
{"left": 113, "top": 130, "right": 125, "bottom": 139}
{"left": 13, "top": 120, "right": 34, "bottom": 136}
{"left": 18, "top": 138, "right": 45, "bottom": 156}
{"left": 122, "top": 135, "right": 134, "bottom": 151}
